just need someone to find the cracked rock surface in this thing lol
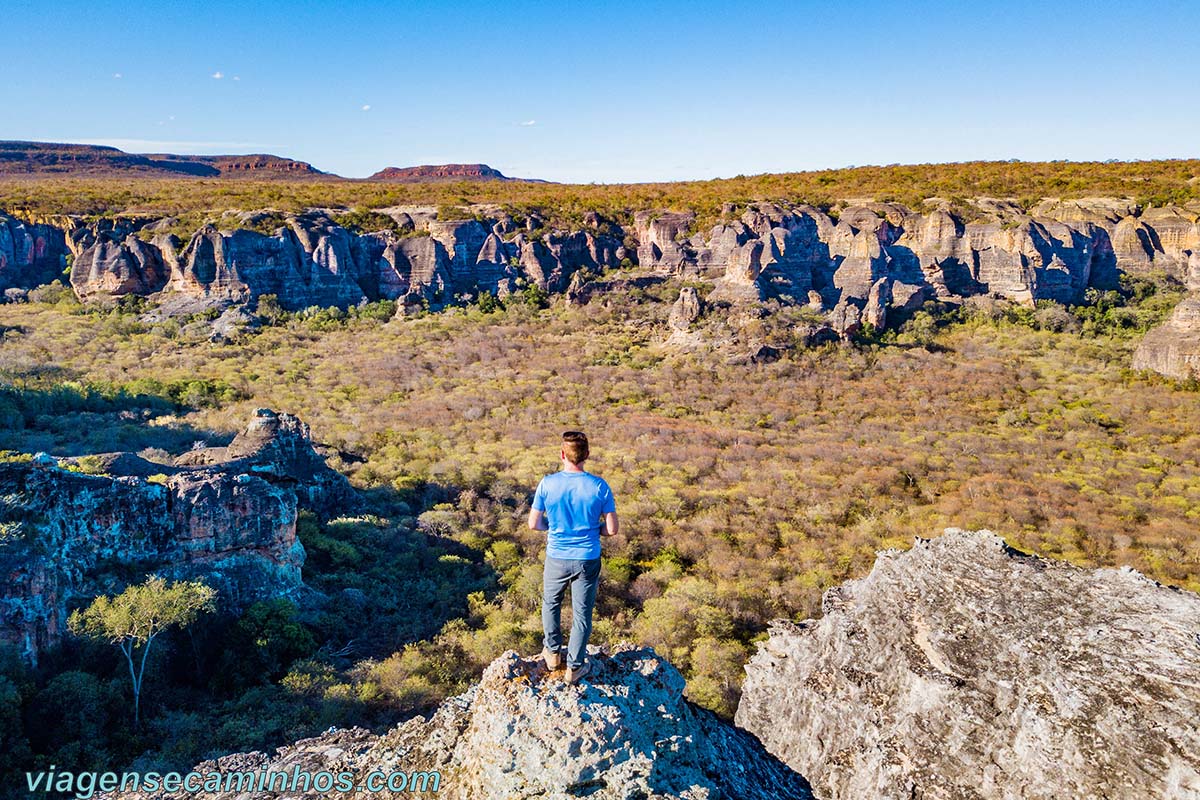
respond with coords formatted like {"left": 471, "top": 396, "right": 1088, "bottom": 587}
{"left": 736, "top": 529, "right": 1200, "bottom": 800}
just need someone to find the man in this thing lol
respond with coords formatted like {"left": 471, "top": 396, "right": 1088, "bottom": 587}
{"left": 527, "top": 430, "right": 619, "bottom": 684}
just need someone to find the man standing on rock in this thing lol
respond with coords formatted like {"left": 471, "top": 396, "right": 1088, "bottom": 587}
{"left": 527, "top": 431, "right": 619, "bottom": 684}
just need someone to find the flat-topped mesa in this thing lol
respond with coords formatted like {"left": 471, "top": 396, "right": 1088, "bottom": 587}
{"left": 735, "top": 529, "right": 1200, "bottom": 800}
{"left": 367, "top": 163, "right": 510, "bottom": 182}
{"left": 104, "top": 646, "right": 813, "bottom": 800}
{"left": 0, "top": 141, "right": 324, "bottom": 179}
{"left": 0, "top": 409, "right": 355, "bottom": 666}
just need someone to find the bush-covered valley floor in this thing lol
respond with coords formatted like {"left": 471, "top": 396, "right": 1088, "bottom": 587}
{"left": 1, "top": 279, "right": 1198, "bottom": 782}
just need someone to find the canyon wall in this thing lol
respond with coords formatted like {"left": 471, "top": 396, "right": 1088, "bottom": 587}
{"left": 1, "top": 198, "right": 1196, "bottom": 317}
{"left": 0, "top": 409, "right": 354, "bottom": 666}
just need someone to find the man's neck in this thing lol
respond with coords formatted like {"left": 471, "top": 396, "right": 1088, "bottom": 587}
{"left": 561, "top": 461, "right": 586, "bottom": 473}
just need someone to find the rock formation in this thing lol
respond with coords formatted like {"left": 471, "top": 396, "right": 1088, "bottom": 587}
{"left": 735, "top": 529, "right": 1200, "bottom": 800}
{"left": 0, "top": 410, "right": 354, "bottom": 666}
{"left": 668, "top": 286, "right": 703, "bottom": 330}
{"left": 0, "top": 212, "right": 69, "bottom": 291}
{"left": 2, "top": 197, "right": 1197, "bottom": 335}
{"left": 1133, "top": 294, "right": 1200, "bottom": 380}
{"left": 175, "top": 408, "right": 358, "bottom": 518}
{"left": 70, "top": 233, "right": 169, "bottom": 298}
{"left": 106, "top": 646, "right": 813, "bottom": 800}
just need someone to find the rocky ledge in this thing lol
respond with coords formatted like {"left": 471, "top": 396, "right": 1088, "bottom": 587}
{"left": 735, "top": 529, "right": 1200, "bottom": 800}
{"left": 0, "top": 409, "right": 354, "bottom": 665}
{"left": 107, "top": 646, "right": 813, "bottom": 800}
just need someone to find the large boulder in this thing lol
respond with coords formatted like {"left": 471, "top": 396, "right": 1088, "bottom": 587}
{"left": 104, "top": 646, "right": 813, "bottom": 800}
{"left": 736, "top": 529, "right": 1200, "bottom": 800}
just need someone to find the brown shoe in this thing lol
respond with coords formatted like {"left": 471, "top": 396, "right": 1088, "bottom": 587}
{"left": 565, "top": 660, "right": 591, "bottom": 684}
{"left": 541, "top": 648, "right": 562, "bottom": 670}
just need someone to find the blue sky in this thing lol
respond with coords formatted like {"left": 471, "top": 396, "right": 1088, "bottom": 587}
{"left": 3, "top": 0, "right": 1198, "bottom": 182}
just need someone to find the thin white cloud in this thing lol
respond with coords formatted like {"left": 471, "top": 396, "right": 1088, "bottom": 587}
{"left": 361, "top": 104, "right": 371, "bottom": 112}
{"left": 233, "top": 76, "right": 240, "bottom": 81}
{"left": 113, "top": 72, "right": 123, "bottom": 79}
{"left": 211, "top": 71, "right": 224, "bottom": 79}
{"left": 519, "top": 119, "right": 537, "bottom": 127}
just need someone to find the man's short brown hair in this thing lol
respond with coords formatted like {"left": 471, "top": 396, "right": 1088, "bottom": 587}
{"left": 562, "top": 431, "right": 589, "bottom": 465}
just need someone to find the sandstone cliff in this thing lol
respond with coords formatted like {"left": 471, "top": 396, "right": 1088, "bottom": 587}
{"left": 1133, "top": 294, "right": 1200, "bottom": 380}
{"left": 0, "top": 211, "right": 69, "bottom": 292}
{"left": 7, "top": 195, "right": 1190, "bottom": 316}
{"left": 105, "top": 646, "right": 813, "bottom": 800}
{"left": 735, "top": 529, "right": 1200, "bottom": 800}
{"left": 3, "top": 199, "right": 1198, "bottom": 346}
{"left": 0, "top": 409, "right": 354, "bottom": 666}
{"left": 1133, "top": 255, "right": 1200, "bottom": 380}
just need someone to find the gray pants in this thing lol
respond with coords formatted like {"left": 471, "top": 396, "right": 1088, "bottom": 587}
{"left": 542, "top": 555, "right": 601, "bottom": 669}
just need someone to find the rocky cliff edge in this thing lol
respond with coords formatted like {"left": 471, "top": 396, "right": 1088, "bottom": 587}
{"left": 106, "top": 646, "right": 813, "bottom": 800}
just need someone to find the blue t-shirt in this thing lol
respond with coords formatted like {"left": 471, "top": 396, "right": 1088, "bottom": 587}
{"left": 532, "top": 470, "right": 616, "bottom": 560}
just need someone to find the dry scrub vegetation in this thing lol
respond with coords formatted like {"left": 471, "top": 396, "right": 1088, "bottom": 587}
{"left": 2, "top": 158, "right": 1199, "bottom": 227}
{"left": 2, "top": 281, "right": 1198, "bottom": 725}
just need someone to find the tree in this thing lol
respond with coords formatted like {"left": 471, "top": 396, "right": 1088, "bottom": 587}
{"left": 68, "top": 576, "right": 216, "bottom": 726}
{"left": 212, "top": 599, "right": 316, "bottom": 692}
{"left": 255, "top": 293, "right": 287, "bottom": 325}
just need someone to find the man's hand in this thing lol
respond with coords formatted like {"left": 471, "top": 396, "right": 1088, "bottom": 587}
{"left": 602, "top": 511, "right": 620, "bottom": 537}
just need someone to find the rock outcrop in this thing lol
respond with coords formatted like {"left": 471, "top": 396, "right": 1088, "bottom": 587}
{"left": 70, "top": 233, "right": 169, "bottom": 298}
{"left": 0, "top": 410, "right": 353, "bottom": 666}
{"left": 0, "top": 212, "right": 69, "bottom": 291}
{"left": 106, "top": 646, "right": 813, "bottom": 800}
{"left": 735, "top": 529, "right": 1200, "bottom": 800}
{"left": 1133, "top": 294, "right": 1200, "bottom": 380}
{"left": 3, "top": 197, "right": 1198, "bottom": 331}
{"left": 668, "top": 286, "right": 703, "bottom": 331}
{"left": 175, "top": 408, "right": 358, "bottom": 518}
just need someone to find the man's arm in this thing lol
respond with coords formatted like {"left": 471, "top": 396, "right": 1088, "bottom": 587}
{"left": 602, "top": 510, "right": 619, "bottom": 537}
{"left": 528, "top": 508, "right": 549, "bottom": 532}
